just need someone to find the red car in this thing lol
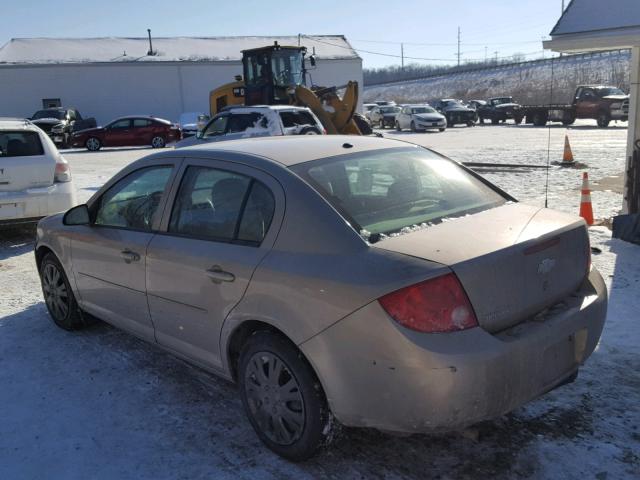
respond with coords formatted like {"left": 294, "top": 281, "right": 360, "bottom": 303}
{"left": 71, "top": 116, "right": 181, "bottom": 151}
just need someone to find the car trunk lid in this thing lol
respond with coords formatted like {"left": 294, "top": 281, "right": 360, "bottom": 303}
{"left": 372, "top": 203, "right": 590, "bottom": 333}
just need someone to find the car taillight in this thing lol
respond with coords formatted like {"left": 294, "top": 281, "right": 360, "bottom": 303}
{"left": 54, "top": 158, "right": 71, "bottom": 183}
{"left": 378, "top": 273, "right": 478, "bottom": 333}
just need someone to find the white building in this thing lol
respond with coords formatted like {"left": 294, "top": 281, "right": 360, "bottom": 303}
{"left": 0, "top": 35, "right": 362, "bottom": 124}
{"left": 544, "top": 0, "right": 640, "bottom": 213}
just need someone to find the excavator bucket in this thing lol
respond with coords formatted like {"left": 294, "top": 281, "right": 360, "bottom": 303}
{"left": 295, "top": 82, "right": 363, "bottom": 135}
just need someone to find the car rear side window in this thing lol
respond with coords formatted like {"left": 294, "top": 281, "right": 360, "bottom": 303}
{"left": 279, "top": 111, "right": 315, "bottom": 128}
{"left": 169, "top": 166, "right": 274, "bottom": 245}
{"left": 227, "top": 113, "right": 268, "bottom": 133}
{"left": 94, "top": 166, "right": 173, "bottom": 231}
{"left": 133, "top": 119, "right": 152, "bottom": 128}
{"left": 291, "top": 147, "right": 507, "bottom": 240}
{"left": 0, "top": 131, "right": 44, "bottom": 157}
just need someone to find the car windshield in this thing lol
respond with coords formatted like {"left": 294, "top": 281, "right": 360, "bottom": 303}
{"left": 443, "top": 100, "right": 464, "bottom": 108}
{"left": 411, "top": 107, "right": 435, "bottom": 114}
{"left": 380, "top": 107, "right": 400, "bottom": 114}
{"left": 596, "top": 87, "right": 625, "bottom": 97}
{"left": 32, "top": 110, "right": 65, "bottom": 120}
{"left": 290, "top": 147, "right": 507, "bottom": 241}
{"left": 492, "top": 98, "right": 512, "bottom": 105}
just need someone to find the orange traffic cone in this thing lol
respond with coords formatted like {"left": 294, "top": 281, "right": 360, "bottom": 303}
{"left": 562, "top": 135, "right": 574, "bottom": 165}
{"left": 579, "top": 172, "right": 594, "bottom": 225}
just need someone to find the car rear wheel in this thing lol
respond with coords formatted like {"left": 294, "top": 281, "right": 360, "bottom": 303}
{"left": 410, "top": 121, "right": 417, "bottom": 132}
{"left": 151, "top": 136, "right": 166, "bottom": 148}
{"left": 395, "top": 121, "right": 401, "bottom": 131}
{"left": 439, "top": 128, "right": 446, "bottom": 132}
{"left": 85, "top": 137, "right": 101, "bottom": 151}
{"left": 238, "top": 331, "right": 332, "bottom": 461}
{"left": 300, "top": 127, "right": 321, "bottom": 135}
{"left": 40, "top": 253, "right": 86, "bottom": 330}
{"left": 491, "top": 117, "right": 499, "bottom": 125}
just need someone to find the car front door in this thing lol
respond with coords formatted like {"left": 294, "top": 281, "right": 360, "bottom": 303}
{"left": 145, "top": 158, "right": 283, "bottom": 371}
{"left": 70, "top": 160, "right": 181, "bottom": 340}
{"left": 103, "top": 119, "right": 133, "bottom": 147}
{"left": 575, "top": 88, "right": 598, "bottom": 118}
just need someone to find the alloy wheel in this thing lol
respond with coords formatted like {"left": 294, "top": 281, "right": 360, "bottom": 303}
{"left": 86, "top": 137, "right": 100, "bottom": 151}
{"left": 42, "top": 263, "right": 69, "bottom": 321}
{"left": 244, "top": 351, "right": 305, "bottom": 446}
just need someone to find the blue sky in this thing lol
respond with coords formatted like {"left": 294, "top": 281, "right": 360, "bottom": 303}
{"left": 2, "top": 0, "right": 566, "bottom": 68}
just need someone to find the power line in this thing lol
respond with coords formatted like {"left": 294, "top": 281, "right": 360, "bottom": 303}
{"left": 352, "top": 38, "right": 544, "bottom": 47}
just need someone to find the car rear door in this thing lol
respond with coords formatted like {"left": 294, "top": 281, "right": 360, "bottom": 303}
{"left": 145, "top": 158, "right": 284, "bottom": 370}
{"left": 70, "top": 159, "right": 181, "bottom": 340}
{"left": 131, "top": 118, "right": 154, "bottom": 145}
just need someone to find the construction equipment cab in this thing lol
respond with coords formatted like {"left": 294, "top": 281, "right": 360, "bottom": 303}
{"left": 210, "top": 43, "right": 309, "bottom": 114}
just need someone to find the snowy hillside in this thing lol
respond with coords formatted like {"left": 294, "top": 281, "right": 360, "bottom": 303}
{"left": 363, "top": 50, "right": 630, "bottom": 105}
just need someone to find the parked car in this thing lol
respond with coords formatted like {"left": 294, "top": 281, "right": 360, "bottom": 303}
{"left": 521, "top": 85, "right": 629, "bottom": 127}
{"left": 375, "top": 100, "right": 396, "bottom": 106}
{"left": 30, "top": 108, "right": 96, "bottom": 149}
{"left": 176, "top": 105, "right": 324, "bottom": 148}
{"left": 33, "top": 135, "right": 606, "bottom": 460}
{"left": 466, "top": 100, "right": 487, "bottom": 122}
{"left": 433, "top": 99, "right": 477, "bottom": 127}
{"left": 71, "top": 116, "right": 181, "bottom": 151}
{"left": 0, "top": 118, "right": 75, "bottom": 225}
{"left": 369, "top": 105, "right": 401, "bottom": 128}
{"left": 178, "top": 112, "right": 210, "bottom": 138}
{"left": 363, "top": 103, "right": 378, "bottom": 120}
{"left": 395, "top": 104, "right": 447, "bottom": 132}
{"left": 477, "top": 97, "right": 524, "bottom": 124}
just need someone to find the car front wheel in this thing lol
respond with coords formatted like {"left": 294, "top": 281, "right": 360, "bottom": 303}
{"left": 40, "top": 253, "right": 87, "bottom": 330}
{"left": 85, "top": 137, "right": 101, "bottom": 151}
{"left": 238, "top": 331, "right": 332, "bottom": 461}
{"left": 395, "top": 121, "right": 401, "bottom": 131}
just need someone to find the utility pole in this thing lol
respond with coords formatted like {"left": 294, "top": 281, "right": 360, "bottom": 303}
{"left": 494, "top": 51, "right": 499, "bottom": 63}
{"left": 457, "top": 26, "right": 461, "bottom": 67}
{"left": 401, "top": 42, "right": 404, "bottom": 71}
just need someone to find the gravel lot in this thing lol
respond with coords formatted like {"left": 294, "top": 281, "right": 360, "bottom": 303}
{"left": 1, "top": 124, "right": 638, "bottom": 479}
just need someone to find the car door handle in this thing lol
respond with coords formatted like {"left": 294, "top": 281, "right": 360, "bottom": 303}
{"left": 120, "top": 249, "right": 141, "bottom": 263}
{"left": 205, "top": 266, "right": 235, "bottom": 283}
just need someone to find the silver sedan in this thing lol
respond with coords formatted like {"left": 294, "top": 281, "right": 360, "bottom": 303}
{"left": 35, "top": 135, "right": 607, "bottom": 460}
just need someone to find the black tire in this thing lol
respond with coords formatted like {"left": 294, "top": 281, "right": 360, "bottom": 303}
{"left": 238, "top": 331, "right": 331, "bottom": 461}
{"left": 352, "top": 113, "right": 373, "bottom": 135}
{"left": 597, "top": 111, "right": 610, "bottom": 128}
{"left": 410, "top": 121, "right": 417, "bottom": 132}
{"left": 39, "top": 253, "right": 86, "bottom": 330}
{"left": 466, "top": 121, "right": 475, "bottom": 127}
{"left": 439, "top": 128, "right": 446, "bottom": 132}
{"left": 85, "top": 137, "right": 101, "bottom": 151}
{"left": 532, "top": 112, "right": 547, "bottom": 127}
{"left": 300, "top": 126, "right": 321, "bottom": 135}
{"left": 151, "top": 136, "right": 166, "bottom": 148}
{"left": 491, "top": 117, "right": 499, "bottom": 125}
{"left": 479, "top": 116, "right": 485, "bottom": 124}
{"left": 514, "top": 114, "right": 524, "bottom": 125}
{"left": 395, "top": 121, "right": 401, "bottom": 132}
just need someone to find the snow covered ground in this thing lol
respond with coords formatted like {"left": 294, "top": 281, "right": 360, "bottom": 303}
{"left": 1, "top": 127, "right": 638, "bottom": 479}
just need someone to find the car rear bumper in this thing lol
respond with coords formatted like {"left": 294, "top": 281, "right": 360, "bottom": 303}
{"left": 0, "top": 182, "right": 76, "bottom": 222}
{"left": 300, "top": 267, "right": 607, "bottom": 433}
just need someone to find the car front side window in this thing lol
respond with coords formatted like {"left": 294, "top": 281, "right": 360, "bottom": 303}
{"left": 94, "top": 166, "right": 173, "bottom": 231}
{"left": 203, "top": 116, "right": 229, "bottom": 137}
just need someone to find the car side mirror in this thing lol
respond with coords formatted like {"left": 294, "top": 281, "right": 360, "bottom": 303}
{"left": 63, "top": 204, "right": 90, "bottom": 226}
{"left": 196, "top": 130, "right": 204, "bottom": 139}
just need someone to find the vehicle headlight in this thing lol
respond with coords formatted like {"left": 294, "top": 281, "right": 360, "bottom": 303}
{"left": 610, "top": 102, "right": 622, "bottom": 109}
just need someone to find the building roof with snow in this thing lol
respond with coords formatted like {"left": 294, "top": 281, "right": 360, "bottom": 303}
{"left": 545, "top": 0, "right": 640, "bottom": 52}
{"left": 0, "top": 35, "right": 359, "bottom": 65}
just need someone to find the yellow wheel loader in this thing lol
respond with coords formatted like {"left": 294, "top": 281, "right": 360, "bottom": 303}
{"left": 209, "top": 42, "right": 371, "bottom": 135}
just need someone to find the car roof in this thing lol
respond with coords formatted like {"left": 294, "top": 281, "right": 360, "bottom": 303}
{"left": 0, "top": 118, "right": 40, "bottom": 131}
{"left": 109, "top": 115, "right": 172, "bottom": 123}
{"left": 172, "top": 135, "right": 415, "bottom": 167}
{"left": 222, "top": 105, "right": 311, "bottom": 112}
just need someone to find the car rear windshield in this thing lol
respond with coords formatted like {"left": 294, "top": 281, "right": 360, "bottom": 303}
{"left": 32, "top": 110, "right": 65, "bottom": 120}
{"left": 280, "top": 110, "right": 316, "bottom": 128}
{"left": 411, "top": 107, "right": 435, "bottom": 114}
{"left": 0, "top": 131, "right": 44, "bottom": 157}
{"left": 290, "top": 147, "right": 508, "bottom": 242}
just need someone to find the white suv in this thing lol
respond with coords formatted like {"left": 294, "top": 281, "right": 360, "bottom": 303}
{"left": 176, "top": 105, "right": 325, "bottom": 148}
{"left": 0, "top": 119, "right": 76, "bottom": 225}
